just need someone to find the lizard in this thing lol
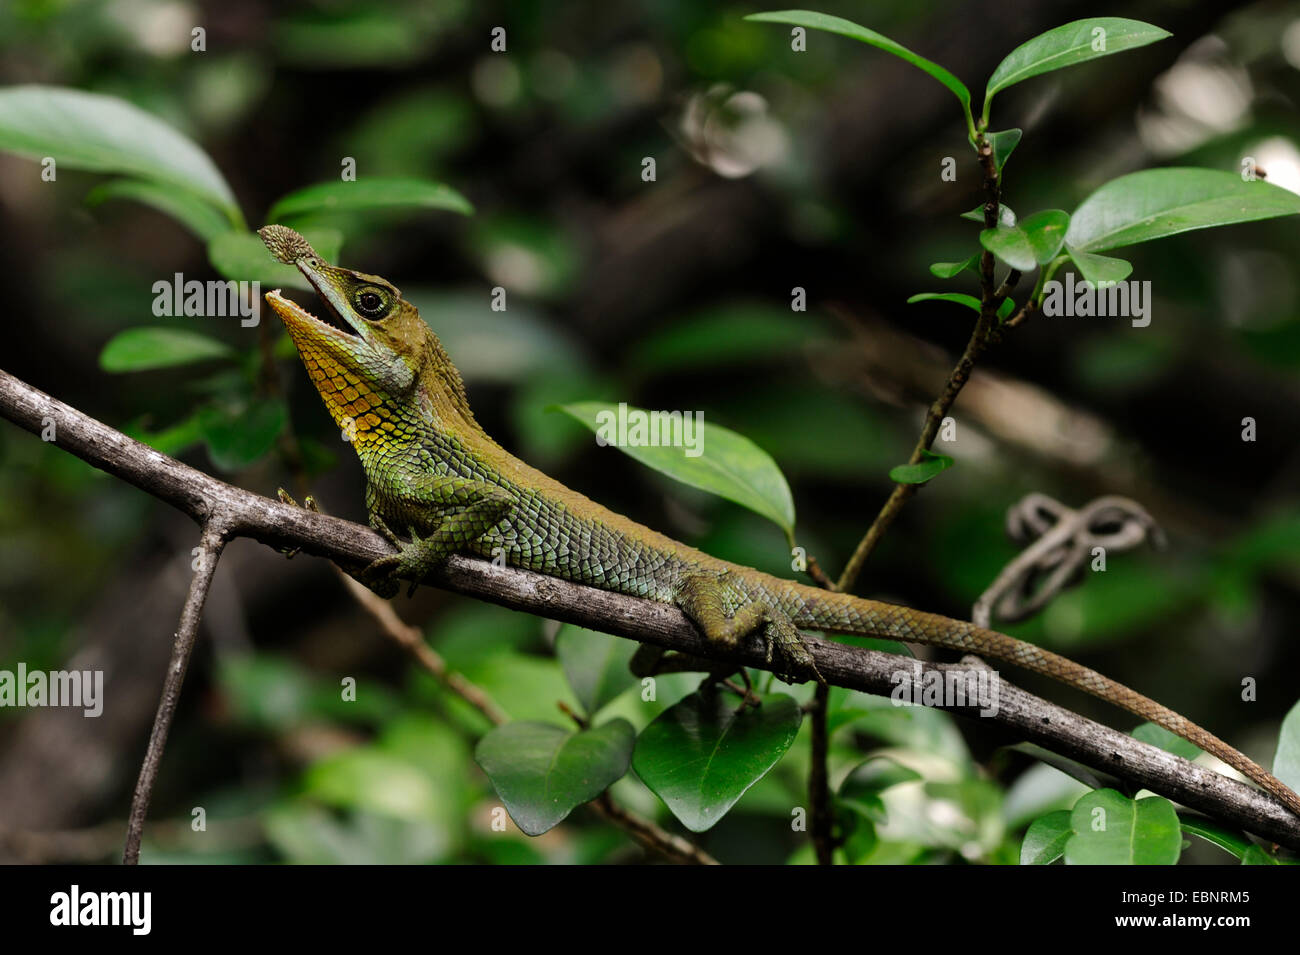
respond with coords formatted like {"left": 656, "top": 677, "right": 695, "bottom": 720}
{"left": 256, "top": 223, "right": 1300, "bottom": 817}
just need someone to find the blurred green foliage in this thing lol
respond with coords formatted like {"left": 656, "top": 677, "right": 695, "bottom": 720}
{"left": 1, "top": 0, "right": 1299, "bottom": 865}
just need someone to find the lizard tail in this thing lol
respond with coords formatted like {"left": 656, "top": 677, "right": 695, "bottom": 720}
{"left": 788, "top": 585, "right": 1300, "bottom": 816}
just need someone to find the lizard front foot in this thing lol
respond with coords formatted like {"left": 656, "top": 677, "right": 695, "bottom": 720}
{"left": 360, "top": 521, "right": 447, "bottom": 599}
{"left": 277, "top": 488, "right": 319, "bottom": 558}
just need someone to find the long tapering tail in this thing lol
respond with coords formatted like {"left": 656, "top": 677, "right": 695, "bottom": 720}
{"left": 788, "top": 583, "right": 1300, "bottom": 816}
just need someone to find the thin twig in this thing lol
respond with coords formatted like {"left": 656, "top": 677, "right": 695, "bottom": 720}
{"left": 122, "top": 515, "right": 229, "bottom": 865}
{"left": 809, "top": 682, "right": 834, "bottom": 865}
{"left": 2, "top": 368, "right": 1297, "bottom": 848}
{"left": 591, "top": 795, "right": 719, "bottom": 865}
{"left": 837, "top": 133, "right": 1015, "bottom": 594}
{"left": 338, "top": 572, "right": 511, "bottom": 726}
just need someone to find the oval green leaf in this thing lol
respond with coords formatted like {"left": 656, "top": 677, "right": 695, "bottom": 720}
{"left": 1066, "top": 168, "right": 1300, "bottom": 253}
{"left": 99, "top": 327, "right": 235, "bottom": 372}
{"left": 87, "top": 179, "right": 233, "bottom": 242}
{"left": 980, "top": 209, "right": 1070, "bottom": 271}
{"left": 1064, "top": 789, "right": 1181, "bottom": 865}
{"left": 557, "top": 401, "right": 795, "bottom": 540}
{"left": 985, "top": 19, "right": 1171, "bottom": 105}
{"left": 474, "top": 719, "right": 635, "bottom": 836}
{"left": 1131, "top": 721, "right": 1202, "bottom": 761}
{"left": 633, "top": 688, "right": 801, "bottom": 832}
{"left": 267, "top": 177, "right": 473, "bottom": 223}
{"left": 929, "top": 254, "right": 980, "bottom": 279}
{"left": 838, "top": 756, "right": 923, "bottom": 822}
{"left": 208, "top": 228, "right": 343, "bottom": 291}
{"left": 197, "top": 398, "right": 287, "bottom": 472}
{"left": 1274, "top": 697, "right": 1300, "bottom": 791}
{"left": 1177, "top": 813, "right": 1253, "bottom": 861}
{"left": 746, "top": 10, "right": 973, "bottom": 134}
{"left": 908, "top": 292, "right": 981, "bottom": 312}
{"left": 1242, "top": 845, "right": 1281, "bottom": 865}
{"left": 1065, "top": 246, "right": 1133, "bottom": 286}
{"left": 962, "top": 203, "right": 1016, "bottom": 227}
{"left": 555, "top": 625, "right": 638, "bottom": 717}
{"left": 987, "top": 127, "right": 1022, "bottom": 174}
{"left": 889, "top": 448, "right": 953, "bottom": 485}
{"left": 1021, "top": 809, "right": 1072, "bottom": 864}
{"left": 0, "top": 85, "right": 239, "bottom": 221}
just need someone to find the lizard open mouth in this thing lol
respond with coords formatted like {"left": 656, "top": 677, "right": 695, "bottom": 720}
{"left": 258, "top": 224, "right": 368, "bottom": 345}
{"left": 264, "top": 288, "right": 364, "bottom": 347}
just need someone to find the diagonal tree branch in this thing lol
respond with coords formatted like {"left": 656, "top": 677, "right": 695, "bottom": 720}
{"left": 2, "top": 367, "right": 1298, "bottom": 851}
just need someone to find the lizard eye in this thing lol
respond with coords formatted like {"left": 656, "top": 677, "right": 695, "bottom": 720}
{"left": 354, "top": 287, "right": 389, "bottom": 319}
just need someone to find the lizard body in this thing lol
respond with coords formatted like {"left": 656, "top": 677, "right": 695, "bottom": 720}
{"left": 258, "top": 224, "right": 1300, "bottom": 816}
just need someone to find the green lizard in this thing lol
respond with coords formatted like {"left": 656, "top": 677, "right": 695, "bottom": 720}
{"left": 257, "top": 224, "right": 1300, "bottom": 817}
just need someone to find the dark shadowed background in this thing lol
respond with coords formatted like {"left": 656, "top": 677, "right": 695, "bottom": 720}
{"left": 1, "top": 0, "right": 1298, "bottom": 864}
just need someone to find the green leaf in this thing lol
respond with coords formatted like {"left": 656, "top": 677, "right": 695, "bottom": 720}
{"left": 929, "top": 254, "right": 980, "bottom": 279}
{"left": 1066, "top": 168, "right": 1300, "bottom": 253}
{"left": 124, "top": 412, "right": 205, "bottom": 457}
{"left": 555, "top": 626, "right": 638, "bottom": 717}
{"left": 1242, "top": 845, "right": 1281, "bottom": 865}
{"left": 962, "top": 204, "right": 1016, "bottom": 227}
{"left": 908, "top": 292, "right": 981, "bottom": 312}
{"left": 197, "top": 398, "right": 287, "bottom": 472}
{"left": 556, "top": 401, "right": 795, "bottom": 540}
{"left": 1064, "top": 790, "right": 1182, "bottom": 865}
{"left": 1178, "top": 813, "right": 1254, "bottom": 861}
{"left": 266, "top": 177, "right": 473, "bottom": 223}
{"left": 987, "top": 128, "right": 1022, "bottom": 173}
{"left": 980, "top": 209, "right": 1070, "bottom": 270}
{"left": 838, "top": 756, "right": 923, "bottom": 822}
{"left": 1274, "top": 698, "right": 1300, "bottom": 791}
{"left": 1132, "top": 721, "right": 1202, "bottom": 761}
{"left": 840, "top": 812, "right": 878, "bottom": 864}
{"left": 889, "top": 449, "right": 953, "bottom": 485}
{"left": 0, "top": 85, "right": 239, "bottom": 222}
{"left": 745, "top": 11, "right": 973, "bottom": 135}
{"left": 984, "top": 19, "right": 1171, "bottom": 111}
{"left": 474, "top": 719, "right": 635, "bottom": 836}
{"left": 87, "top": 179, "right": 233, "bottom": 242}
{"left": 99, "top": 327, "right": 235, "bottom": 372}
{"left": 208, "top": 228, "right": 343, "bottom": 291}
{"left": 632, "top": 688, "right": 801, "bottom": 832}
{"left": 1021, "top": 809, "right": 1072, "bottom": 864}
{"left": 1064, "top": 246, "right": 1133, "bottom": 286}
{"left": 908, "top": 293, "right": 1016, "bottom": 321}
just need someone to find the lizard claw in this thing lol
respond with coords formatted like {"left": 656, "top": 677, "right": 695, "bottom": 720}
{"left": 277, "top": 488, "right": 320, "bottom": 558}
{"left": 359, "top": 529, "right": 449, "bottom": 599}
{"left": 769, "top": 623, "right": 824, "bottom": 686}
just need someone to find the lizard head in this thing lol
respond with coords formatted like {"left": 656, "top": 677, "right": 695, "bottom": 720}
{"left": 259, "top": 224, "right": 437, "bottom": 439}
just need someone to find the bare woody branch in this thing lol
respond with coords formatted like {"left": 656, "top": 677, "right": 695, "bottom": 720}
{"left": 2, "top": 367, "right": 1297, "bottom": 851}
{"left": 123, "top": 515, "right": 227, "bottom": 865}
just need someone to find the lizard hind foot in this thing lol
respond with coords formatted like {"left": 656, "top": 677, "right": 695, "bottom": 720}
{"left": 676, "top": 575, "right": 823, "bottom": 685}
{"left": 765, "top": 615, "right": 824, "bottom": 686}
